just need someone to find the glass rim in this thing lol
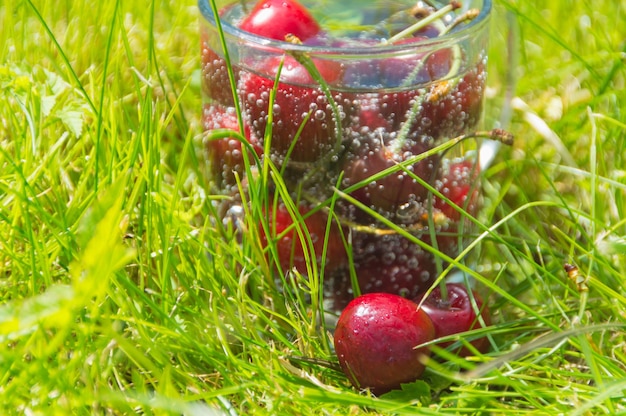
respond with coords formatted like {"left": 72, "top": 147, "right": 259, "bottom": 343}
{"left": 198, "top": 0, "right": 493, "bottom": 56}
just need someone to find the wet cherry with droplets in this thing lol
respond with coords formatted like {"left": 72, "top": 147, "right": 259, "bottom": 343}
{"left": 334, "top": 293, "right": 435, "bottom": 395}
{"left": 239, "top": 0, "right": 321, "bottom": 42}
{"left": 417, "top": 283, "right": 491, "bottom": 356}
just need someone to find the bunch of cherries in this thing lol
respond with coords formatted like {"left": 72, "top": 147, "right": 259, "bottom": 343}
{"left": 202, "top": 0, "right": 496, "bottom": 394}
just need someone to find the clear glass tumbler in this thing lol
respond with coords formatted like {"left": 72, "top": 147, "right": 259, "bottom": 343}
{"left": 199, "top": 0, "right": 493, "bottom": 312}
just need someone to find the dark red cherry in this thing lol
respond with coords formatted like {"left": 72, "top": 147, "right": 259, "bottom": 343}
{"left": 334, "top": 293, "right": 435, "bottom": 395}
{"left": 417, "top": 283, "right": 491, "bottom": 356}
{"left": 340, "top": 128, "right": 438, "bottom": 224}
{"left": 379, "top": 37, "right": 452, "bottom": 88}
{"left": 239, "top": 55, "right": 352, "bottom": 164}
{"left": 434, "top": 158, "right": 480, "bottom": 222}
{"left": 351, "top": 232, "right": 439, "bottom": 297}
{"left": 324, "top": 229, "right": 460, "bottom": 312}
{"left": 239, "top": 0, "right": 321, "bottom": 42}
{"left": 358, "top": 60, "right": 486, "bottom": 141}
{"left": 200, "top": 5, "right": 241, "bottom": 107}
{"left": 201, "top": 37, "right": 239, "bottom": 107}
{"left": 415, "top": 61, "right": 487, "bottom": 139}
{"left": 260, "top": 198, "right": 348, "bottom": 274}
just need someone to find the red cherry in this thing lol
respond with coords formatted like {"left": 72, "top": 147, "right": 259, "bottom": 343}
{"left": 417, "top": 283, "right": 491, "bottom": 356}
{"left": 334, "top": 293, "right": 435, "bottom": 395}
{"left": 357, "top": 90, "right": 420, "bottom": 137}
{"left": 358, "top": 60, "right": 486, "bottom": 141}
{"left": 201, "top": 46, "right": 239, "bottom": 107}
{"left": 341, "top": 37, "right": 451, "bottom": 90}
{"left": 408, "top": 23, "right": 444, "bottom": 40}
{"left": 351, "top": 233, "right": 438, "bottom": 296}
{"left": 203, "top": 103, "right": 259, "bottom": 191}
{"left": 352, "top": 90, "right": 418, "bottom": 135}
{"left": 379, "top": 37, "right": 452, "bottom": 88}
{"left": 324, "top": 229, "right": 461, "bottom": 313}
{"left": 260, "top": 198, "right": 348, "bottom": 274}
{"left": 340, "top": 39, "right": 385, "bottom": 90}
{"left": 239, "top": 0, "right": 321, "bottom": 42}
{"left": 239, "top": 55, "right": 352, "bottom": 164}
{"left": 416, "top": 61, "right": 487, "bottom": 139}
{"left": 354, "top": 94, "right": 393, "bottom": 132}
{"left": 340, "top": 129, "right": 437, "bottom": 224}
{"left": 434, "top": 158, "right": 480, "bottom": 222}
{"left": 345, "top": 38, "right": 454, "bottom": 136}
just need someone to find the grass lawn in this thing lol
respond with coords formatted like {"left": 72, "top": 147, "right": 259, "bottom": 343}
{"left": 1, "top": 0, "right": 626, "bottom": 414}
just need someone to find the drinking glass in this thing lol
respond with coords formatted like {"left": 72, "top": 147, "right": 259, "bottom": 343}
{"left": 199, "top": 0, "right": 494, "bottom": 312}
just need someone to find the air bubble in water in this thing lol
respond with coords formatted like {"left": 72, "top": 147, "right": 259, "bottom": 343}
{"left": 382, "top": 251, "right": 396, "bottom": 265}
{"left": 406, "top": 257, "right": 419, "bottom": 269}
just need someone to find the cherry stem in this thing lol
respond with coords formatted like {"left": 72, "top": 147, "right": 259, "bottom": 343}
{"left": 382, "top": 1, "right": 462, "bottom": 45}
{"left": 448, "top": 8, "right": 480, "bottom": 31}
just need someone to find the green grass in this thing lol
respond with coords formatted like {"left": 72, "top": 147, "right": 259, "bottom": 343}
{"left": 1, "top": 0, "right": 626, "bottom": 414}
